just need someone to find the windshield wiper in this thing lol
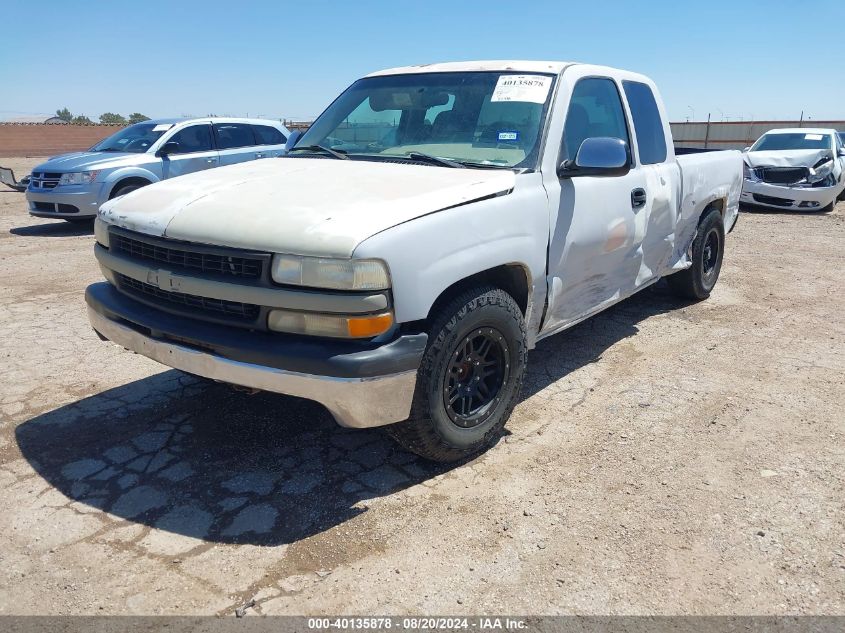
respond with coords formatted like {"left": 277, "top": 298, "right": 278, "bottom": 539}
{"left": 454, "top": 160, "right": 511, "bottom": 169}
{"left": 289, "top": 145, "right": 348, "bottom": 160}
{"left": 404, "top": 152, "right": 466, "bottom": 168}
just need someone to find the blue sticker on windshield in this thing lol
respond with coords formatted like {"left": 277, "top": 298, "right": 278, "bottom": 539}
{"left": 497, "top": 131, "right": 519, "bottom": 142}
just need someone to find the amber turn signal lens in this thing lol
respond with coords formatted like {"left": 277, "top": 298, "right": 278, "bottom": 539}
{"left": 267, "top": 309, "right": 394, "bottom": 339}
{"left": 347, "top": 312, "right": 394, "bottom": 338}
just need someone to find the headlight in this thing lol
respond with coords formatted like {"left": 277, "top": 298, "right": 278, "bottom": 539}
{"left": 742, "top": 162, "right": 757, "bottom": 181}
{"left": 267, "top": 309, "right": 394, "bottom": 338}
{"left": 809, "top": 160, "right": 833, "bottom": 181}
{"left": 59, "top": 171, "right": 99, "bottom": 185}
{"left": 271, "top": 254, "right": 390, "bottom": 290}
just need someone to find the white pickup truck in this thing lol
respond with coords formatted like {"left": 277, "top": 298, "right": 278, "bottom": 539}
{"left": 88, "top": 61, "right": 741, "bottom": 461}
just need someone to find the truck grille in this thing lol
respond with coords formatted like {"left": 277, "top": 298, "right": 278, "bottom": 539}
{"left": 110, "top": 229, "right": 266, "bottom": 280}
{"left": 754, "top": 167, "right": 809, "bottom": 185}
{"left": 30, "top": 172, "right": 61, "bottom": 189}
{"left": 116, "top": 273, "right": 261, "bottom": 323}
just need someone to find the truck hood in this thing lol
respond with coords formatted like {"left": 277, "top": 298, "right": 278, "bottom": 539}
{"left": 99, "top": 158, "right": 516, "bottom": 257}
{"left": 36, "top": 151, "right": 152, "bottom": 172}
{"left": 743, "top": 149, "right": 831, "bottom": 168}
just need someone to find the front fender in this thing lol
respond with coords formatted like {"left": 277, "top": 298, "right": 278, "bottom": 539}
{"left": 352, "top": 177, "right": 549, "bottom": 345}
{"left": 101, "top": 166, "right": 161, "bottom": 201}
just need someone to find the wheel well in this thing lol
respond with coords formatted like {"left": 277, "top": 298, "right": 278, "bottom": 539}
{"left": 425, "top": 264, "right": 530, "bottom": 322}
{"left": 108, "top": 177, "right": 151, "bottom": 199}
{"left": 702, "top": 198, "right": 725, "bottom": 222}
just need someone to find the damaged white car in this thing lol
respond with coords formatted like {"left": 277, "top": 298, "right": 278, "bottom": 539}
{"left": 741, "top": 128, "right": 845, "bottom": 212}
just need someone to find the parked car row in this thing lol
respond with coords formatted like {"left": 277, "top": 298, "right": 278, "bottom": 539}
{"left": 25, "top": 118, "right": 290, "bottom": 222}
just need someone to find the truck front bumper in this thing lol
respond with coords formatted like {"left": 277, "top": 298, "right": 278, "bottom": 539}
{"left": 85, "top": 282, "right": 426, "bottom": 428}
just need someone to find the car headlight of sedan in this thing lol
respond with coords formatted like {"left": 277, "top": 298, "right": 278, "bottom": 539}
{"left": 808, "top": 159, "right": 833, "bottom": 182}
{"left": 59, "top": 171, "right": 100, "bottom": 185}
{"left": 742, "top": 162, "right": 758, "bottom": 181}
{"left": 270, "top": 254, "right": 390, "bottom": 290}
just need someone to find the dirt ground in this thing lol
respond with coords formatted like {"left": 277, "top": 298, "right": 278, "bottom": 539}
{"left": 1, "top": 156, "right": 843, "bottom": 616}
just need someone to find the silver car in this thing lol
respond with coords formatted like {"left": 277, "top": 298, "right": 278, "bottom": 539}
{"left": 26, "top": 117, "right": 291, "bottom": 222}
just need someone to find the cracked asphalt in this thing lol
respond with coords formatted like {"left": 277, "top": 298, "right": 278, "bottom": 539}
{"left": 1, "top": 157, "right": 843, "bottom": 615}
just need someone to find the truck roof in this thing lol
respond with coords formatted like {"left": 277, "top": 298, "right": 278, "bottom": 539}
{"left": 366, "top": 60, "right": 575, "bottom": 77}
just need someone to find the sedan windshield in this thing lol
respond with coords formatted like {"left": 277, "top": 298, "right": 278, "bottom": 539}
{"left": 90, "top": 122, "right": 170, "bottom": 153}
{"left": 296, "top": 72, "right": 557, "bottom": 169}
{"left": 751, "top": 132, "right": 831, "bottom": 152}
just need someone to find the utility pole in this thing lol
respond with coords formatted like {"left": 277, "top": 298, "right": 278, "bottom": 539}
{"left": 799, "top": 110, "right": 804, "bottom": 128}
{"left": 704, "top": 113, "right": 711, "bottom": 149}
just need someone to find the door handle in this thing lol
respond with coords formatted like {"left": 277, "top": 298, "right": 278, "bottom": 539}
{"left": 255, "top": 153, "right": 265, "bottom": 159}
{"left": 206, "top": 157, "right": 217, "bottom": 164}
{"left": 631, "top": 188, "right": 647, "bottom": 209}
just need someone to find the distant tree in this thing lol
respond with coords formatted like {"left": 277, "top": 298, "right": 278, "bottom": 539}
{"left": 56, "top": 107, "right": 73, "bottom": 122}
{"left": 127, "top": 112, "right": 150, "bottom": 124}
{"left": 99, "top": 112, "right": 126, "bottom": 125}
{"left": 72, "top": 115, "right": 93, "bottom": 125}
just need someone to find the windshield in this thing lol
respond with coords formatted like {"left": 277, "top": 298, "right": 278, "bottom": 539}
{"left": 751, "top": 132, "right": 831, "bottom": 152}
{"left": 90, "top": 122, "right": 170, "bottom": 153}
{"left": 296, "top": 72, "right": 557, "bottom": 169}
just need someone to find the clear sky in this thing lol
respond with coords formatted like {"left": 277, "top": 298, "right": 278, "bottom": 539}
{"left": 2, "top": 0, "right": 843, "bottom": 123}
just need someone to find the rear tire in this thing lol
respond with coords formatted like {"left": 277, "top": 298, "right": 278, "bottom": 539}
{"left": 667, "top": 208, "right": 725, "bottom": 300}
{"left": 387, "top": 286, "right": 527, "bottom": 462}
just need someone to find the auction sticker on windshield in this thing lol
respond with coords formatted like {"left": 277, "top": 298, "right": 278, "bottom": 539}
{"left": 491, "top": 75, "right": 552, "bottom": 103}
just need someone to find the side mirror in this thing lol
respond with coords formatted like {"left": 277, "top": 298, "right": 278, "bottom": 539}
{"left": 558, "top": 137, "right": 630, "bottom": 178}
{"left": 284, "top": 130, "right": 303, "bottom": 152}
{"left": 156, "top": 141, "right": 179, "bottom": 157}
{"left": 743, "top": 146, "right": 751, "bottom": 152}
{"left": 838, "top": 147, "right": 845, "bottom": 157}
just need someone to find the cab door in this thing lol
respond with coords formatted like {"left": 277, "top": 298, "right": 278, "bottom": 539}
{"left": 251, "top": 124, "right": 288, "bottom": 158}
{"left": 213, "top": 123, "right": 260, "bottom": 167}
{"left": 541, "top": 74, "right": 653, "bottom": 334}
{"left": 159, "top": 123, "right": 219, "bottom": 180}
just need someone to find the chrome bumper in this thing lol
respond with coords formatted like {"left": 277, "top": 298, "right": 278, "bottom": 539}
{"left": 88, "top": 307, "right": 417, "bottom": 428}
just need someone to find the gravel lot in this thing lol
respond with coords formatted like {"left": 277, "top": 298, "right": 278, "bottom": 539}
{"left": 1, "top": 156, "right": 843, "bottom": 616}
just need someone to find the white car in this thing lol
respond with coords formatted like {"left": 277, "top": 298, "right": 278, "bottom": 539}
{"left": 88, "top": 60, "right": 741, "bottom": 461}
{"left": 740, "top": 128, "right": 845, "bottom": 212}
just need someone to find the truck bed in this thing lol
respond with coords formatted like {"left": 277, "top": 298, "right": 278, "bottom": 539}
{"left": 659, "top": 149, "right": 742, "bottom": 273}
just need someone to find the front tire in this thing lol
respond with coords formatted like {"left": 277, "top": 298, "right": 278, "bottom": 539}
{"left": 667, "top": 208, "right": 725, "bottom": 300}
{"left": 387, "top": 286, "right": 527, "bottom": 462}
{"left": 110, "top": 183, "right": 145, "bottom": 199}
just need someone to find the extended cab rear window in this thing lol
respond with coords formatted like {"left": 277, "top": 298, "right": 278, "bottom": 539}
{"left": 622, "top": 81, "right": 667, "bottom": 165}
